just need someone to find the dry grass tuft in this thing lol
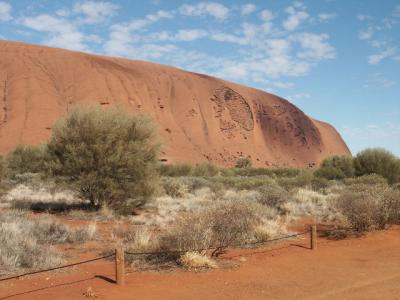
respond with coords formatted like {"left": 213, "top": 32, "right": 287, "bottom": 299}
{"left": 180, "top": 252, "right": 217, "bottom": 270}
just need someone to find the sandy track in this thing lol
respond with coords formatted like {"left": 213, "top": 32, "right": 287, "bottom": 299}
{"left": 1, "top": 227, "right": 399, "bottom": 300}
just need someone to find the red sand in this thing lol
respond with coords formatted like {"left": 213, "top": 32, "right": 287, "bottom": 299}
{"left": 1, "top": 227, "right": 399, "bottom": 300}
{"left": 0, "top": 40, "right": 350, "bottom": 167}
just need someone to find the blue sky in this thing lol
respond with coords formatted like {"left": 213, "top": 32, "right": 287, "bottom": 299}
{"left": 0, "top": 0, "right": 399, "bottom": 156}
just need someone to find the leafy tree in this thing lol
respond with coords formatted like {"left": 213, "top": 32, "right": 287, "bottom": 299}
{"left": 47, "top": 106, "right": 160, "bottom": 211}
{"left": 353, "top": 148, "right": 400, "bottom": 184}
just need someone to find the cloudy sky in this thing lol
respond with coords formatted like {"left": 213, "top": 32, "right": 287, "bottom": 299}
{"left": 0, "top": 0, "right": 399, "bottom": 156}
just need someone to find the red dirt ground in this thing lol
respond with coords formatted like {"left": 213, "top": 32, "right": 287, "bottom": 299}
{"left": 1, "top": 226, "right": 399, "bottom": 300}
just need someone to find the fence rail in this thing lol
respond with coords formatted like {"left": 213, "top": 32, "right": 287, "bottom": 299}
{"left": 0, "top": 224, "right": 325, "bottom": 285}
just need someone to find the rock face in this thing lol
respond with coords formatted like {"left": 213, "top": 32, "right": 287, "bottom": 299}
{"left": 0, "top": 40, "right": 350, "bottom": 167}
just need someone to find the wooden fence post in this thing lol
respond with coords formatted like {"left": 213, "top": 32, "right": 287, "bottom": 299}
{"left": 310, "top": 224, "right": 317, "bottom": 250}
{"left": 115, "top": 247, "right": 125, "bottom": 286}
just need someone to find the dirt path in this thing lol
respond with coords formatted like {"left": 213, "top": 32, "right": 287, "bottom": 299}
{"left": 1, "top": 227, "right": 399, "bottom": 300}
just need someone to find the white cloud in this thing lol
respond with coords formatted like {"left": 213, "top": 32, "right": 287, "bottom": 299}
{"left": 393, "top": 5, "right": 400, "bottom": 17}
{"left": 367, "top": 47, "right": 397, "bottom": 64}
{"left": 364, "top": 73, "right": 396, "bottom": 88}
{"left": 73, "top": 1, "right": 118, "bottom": 24}
{"left": 105, "top": 10, "right": 174, "bottom": 56}
{"left": 294, "top": 33, "right": 335, "bottom": 60}
{"left": 259, "top": 9, "right": 274, "bottom": 22}
{"left": 0, "top": 1, "right": 12, "bottom": 21}
{"left": 287, "top": 93, "right": 311, "bottom": 102}
{"left": 175, "top": 29, "right": 207, "bottom": 41}
{"left": 21, "top": 14, "right": 88, "bottom": 51}
{"left": 282, "top": 2, "right": 309, "bottom": 31}
{"left": 179, "top": 2, "right": 229, "bottom": 20}
{"left": 241, "top": 4, "right": 256, "bottom": 15}
{"left": 358, "top": 27, "right": 373, "bottom": 40}
{"left": 357, "top": 14, "right": 372, "bottom": 21}
{"left": 318, "top": 13, "right": 336, "bottom": 23}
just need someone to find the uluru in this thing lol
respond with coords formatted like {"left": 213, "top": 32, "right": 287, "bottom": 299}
{"left": 0, "top": 40, "right": 350, "bottom": 167}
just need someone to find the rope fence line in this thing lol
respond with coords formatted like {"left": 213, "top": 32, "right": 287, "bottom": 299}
{"left": 0, "top": 253, "right": 115, "bottom": 282}
{"left": 0, "top": 225, "right": 354, "bottom": 285}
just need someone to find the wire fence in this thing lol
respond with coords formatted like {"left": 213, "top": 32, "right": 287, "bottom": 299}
{"left": 0, "top": 228, "right": 312, "bottom": 283}
{"left": 0, "top": 253, "right": 115, "bottom": 282}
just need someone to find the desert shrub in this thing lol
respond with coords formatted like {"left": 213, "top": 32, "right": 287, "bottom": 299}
{"left": 235, "top": 157, "right": 252, "bottom": 168}
{"left": 157, "top": 200, "right": 267, "bottom": 254}
{"left": 229, "top": 167, "right": 274, "bottom": 177}
{"left": 256, "top": 184, "right": 291, "bottom": 209}
{"left": 0, "top": 211, "right": 96, "bottom": 273}
{"left": 6, "top": 144, "right": 47, "bottom": 177}
{"left": 315, "top": 155, "right": 354, "bottom": 180}
{"left": 314, "top": 167, "right": 344, "bottom": 180}
{"left": 282, "top": 188, "right": 341, "bottom": 222}
{"left": 353, "top": 148, "right": 400, "bottom": 184}
{"left": 0, "top": 155, "right": 4, "bottom": 182}
{"left": 159, "top": 163, "right": 193, "bottom": 177}
{"left": 335, "top": 183, "right": 390, "bottom": 232}
{"left": 215, "top": 175, "right": 276, "bottom": 190}
{"left": 162, "top": 177, "right": 188, "bottom": 198}
{"left": 344, "top": 174, "right": 387, "bottom": 186}
{"left": 272, "top": 168, "right": 301, "bottom": 178}
{"left": 311, "top": 176, "right": 330, "bottom": 191}
{"left": 46, "top": 106, "right": 160, "bottom": 212}
{"left": 277, "top": 171, "right": 313, "bottom": 190}
{"left": 384, "top": 188, "right": 400, "bottom": 224}
{"left": 192, "top": 163, "right": 219, "bottom": 177}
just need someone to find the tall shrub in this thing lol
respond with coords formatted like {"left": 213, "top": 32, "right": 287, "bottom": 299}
{"left": 315, "top": 155, "right": 354, "bottom": 180}
{"left": 46, "top": 106, "right": 160, "bottom": 211}
{"left": 353, "top": 148, "right": 400, "bottom": 184}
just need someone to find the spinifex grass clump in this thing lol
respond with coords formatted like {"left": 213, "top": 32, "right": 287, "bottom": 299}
{"left": 0, "top": 211, "right": 96, "bottom": 273}
{"left": 46, "top": 105, "right": 160, "bottom": 213}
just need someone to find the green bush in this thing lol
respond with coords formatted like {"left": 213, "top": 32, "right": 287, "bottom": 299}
{"left": 277, "top": 171, "right": 313, "bottom": 190}
{"left": 0, "top": 155, "right": 4, "bottom": 182}
{"left": 271, "top": 168, "right": 301, "bottom": 178}
{"left": 235, "top": 157, "right": 252, "bottom": 168}
{"left": 315, "top": 155, "right": 354, "bottom": 180}
{"left": 6, "top": 144, "right": 47, "bottom": 177}
{"left": 353, "top": 148, "right": 400, "bottom": 184}
{"left": 344, "top": 174, "right": 388, "bottom": 186}
{"left": 192, "top": 163, "right": 219, "bottom": 177}
{"left": 256, "top": 184, "right": 291, "bottom": 208}
{"left": 215, "top": 175, "right": 275, "bottom": 190}
{"left": 46, "top": 105, "right": 160, "bottom": 212}
{"left": 159, "top": 163, "right": 193, "bottom": 177}
{"left": 228, "top": 167, "right": 274, "bottom": 177}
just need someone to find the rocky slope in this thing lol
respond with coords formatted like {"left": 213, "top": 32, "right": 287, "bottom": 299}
{"left": 0, "top": 40, "right": 350, "bottom": 167}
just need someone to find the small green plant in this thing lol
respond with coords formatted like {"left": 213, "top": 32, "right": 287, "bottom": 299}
{"left": 235, "top": 157, "right": 252, "bottom": 168}
{"left": 6, "top": 144, "right": 47, "bottom": 177}
{"left": 46, "top": 105, "right": 160, "bottom": 212}
{"left": 353, "top": 148, "right": 400, "bottom": 184}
